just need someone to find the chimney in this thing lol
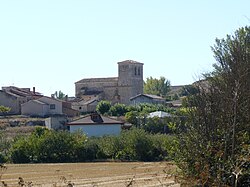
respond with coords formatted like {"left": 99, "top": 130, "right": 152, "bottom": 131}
{"left": 90, "top": 113, "right": 103, "bottom": 123}
{"left": 33, "top": 87, "right": 36, "bottom": 94}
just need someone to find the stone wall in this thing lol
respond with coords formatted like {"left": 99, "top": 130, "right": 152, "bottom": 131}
{"left": 75, "top": 60, "right": 144, "bottom": 105}
{"left": 0, "top": 91, "right": 27, "bottom": 115}
{"left": 75, "top": 77, "right": 118, "bottom": 98}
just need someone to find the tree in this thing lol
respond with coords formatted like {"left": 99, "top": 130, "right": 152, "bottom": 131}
{"left": 0, "top": 105, "right": 11, "bottom": 117}
{"left": 144, "top": 76, "right": 170, "bottom": 97}
{"left": 109, "top": 103, "right": 128, "bottom": 116}
{"left": 175, "top": 26, "right": 250, "bottom": 186}
{"left": 96, "top": 100, "right": 111, "bottom": 115}
{"left": 125, "top": 111, "right": 139, "bottom": 126}
{"left": 10, "top": 128, "right": 87, "bottom": 163}
{"left": 53, "top": 90, "right": 66, "bottom": 100}
{"left": 180, "top": 84, "right": 199, "bottom": 96}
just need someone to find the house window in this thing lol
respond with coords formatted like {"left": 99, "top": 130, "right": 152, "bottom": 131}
{"left": 135, "top": 67, "right": 137, "bottom": 75}
{"left": 138, "top": 67, "right": 140, "bottom": 75}
{"left": 50, "top": 104, "right": 56, "bottom": 110}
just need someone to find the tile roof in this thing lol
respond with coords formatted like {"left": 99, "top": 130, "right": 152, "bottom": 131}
{"left": 75, "top": 77, "right": 118, "bottom": 84}
{"left": 84, "top": 98, "right": 99, "bottom": 105}
{"left": 1, "top": 86, "right": 42, "bottom": 97}
{"left": 32, "top": 100, "right": 47, "bottom": 105}
{"left": 68, "top": 114, "right": 124, "bottom": 125}
{"left": 130, "top": 94, "right": 165, "bottom": 100}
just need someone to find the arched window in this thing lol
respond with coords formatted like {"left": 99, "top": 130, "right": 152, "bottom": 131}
{"left": 134, "top": 67, "right": 137, "bottom": 75}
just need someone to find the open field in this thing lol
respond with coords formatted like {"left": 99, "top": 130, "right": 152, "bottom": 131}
{"left": 0, "top": 162, "right": 180, "bottom": 187}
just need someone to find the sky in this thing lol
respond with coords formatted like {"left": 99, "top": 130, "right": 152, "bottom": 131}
{"left": 0, "top": 0, "right": 249, "bottom": 96}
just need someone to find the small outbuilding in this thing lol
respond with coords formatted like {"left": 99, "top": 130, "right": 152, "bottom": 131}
{"left": 130, "top": 94, "right": 165, "bottom": 105}
{"left": 67, "top": 113, "right": 124, "bottom": 137}
{"left": 148, "top": 111, "right": 172, "bottom": 118}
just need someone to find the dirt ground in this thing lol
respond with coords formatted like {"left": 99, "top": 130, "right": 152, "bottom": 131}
{"left": 0, "top": 162, "right": 180, "bottom": 187}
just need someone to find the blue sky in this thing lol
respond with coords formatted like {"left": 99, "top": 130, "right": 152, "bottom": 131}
{"left": 0, "top": 0, "right": 249, "bottom": 96}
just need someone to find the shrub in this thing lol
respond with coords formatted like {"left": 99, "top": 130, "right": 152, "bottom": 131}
{"left": 10, "top": 128, "right": 87, "bottom": 163}
{"left": 9, "top": 128, "right": 175, "bottom": 163}
{"left": 96, "top": 100, "right": 111, "bottom": 114}
{"left": 109, "top": 103, "right": 128, "bottom": 116}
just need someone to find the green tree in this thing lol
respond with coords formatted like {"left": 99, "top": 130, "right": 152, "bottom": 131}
{"left": 180, "top": 85, "right": 199, "bottom": 96}
{"left": 10, "top": 128, "right": 87, "bottom": 163}
{"left": 53, "top": 90, "right": 66, "bottom": 100}
{"left": 175, "top": 26, "right": 250, "bottom": 186}
{"left": 96, "top": 100, "right": 111, "bottom": 114}
{"left": 0, "top": 105, "right": 11, "bottom": 116}
{"left": 125, "top": 111, "right": 139, "bottom": 126}
{"left": 109, "top": 103, "right": 128, "bottom": 116}
{"left": 144, "top": 76, "right": 170, "bottom": 97}
{"left": 143, "top": 117, "right": 171, "bottom": 134}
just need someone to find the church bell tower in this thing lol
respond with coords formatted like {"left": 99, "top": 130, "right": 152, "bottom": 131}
{"left": 117, "top": 60, "right": 144, "bottom": 104}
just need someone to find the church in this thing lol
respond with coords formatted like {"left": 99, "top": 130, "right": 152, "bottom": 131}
{"left": 75, "top": 60, "right": 144, "bottom": 105}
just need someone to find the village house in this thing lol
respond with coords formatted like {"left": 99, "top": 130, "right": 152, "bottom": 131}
{"left": 21, "top": 96, "right": 63, "bottom": 116}
{"left": 67, "top": 113, "right": 124, "bottom": 137}
{"left": 71, "top": 97, "right": 99, "bottom": 113}
{"left": 21, "top": 96, "right": 79, "bottom": 117}
{"left": 0, "top": 86, "right": 42, "bottom": 115}
{"left": 130, "top": 94, "right": 166, "bottom": 105}
{"left": 45, "top": 116, "right": 69, "bottom": 130}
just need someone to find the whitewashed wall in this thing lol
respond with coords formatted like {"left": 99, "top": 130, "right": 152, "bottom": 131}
{"left": 70, "top": 124, "right": 121, "bottom": 137}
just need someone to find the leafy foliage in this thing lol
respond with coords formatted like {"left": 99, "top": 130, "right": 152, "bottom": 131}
{"left": 143, "top": 117, "right": 171, "bottom": 134}
{"left": 109, "top": 103, "right": 128, "bottom": 116}
{"left": 53, "top": 90, "right": 67, "bottom": 100}
{"left": 96, "top": 100, "right": 111, "bottom": 114}
{"left": 9, "top": 128, "right": 175, "bottom": 163}
{"left": 125, "top": 111, "right": 139, "bottom": 126}
{"left": 144, "top": 76, "right": 170, "bottom": 97}
{"left": 180, "top": 85, "right": 199, "bottom": 96}
{"left": 175, "top": 26, "right": 250, "bottom": 186}
{"left": 0, "top": 105, "right": 11, "bottom": 116}
{"left": 10, "top": 127, "right": 87, "bottom": 163}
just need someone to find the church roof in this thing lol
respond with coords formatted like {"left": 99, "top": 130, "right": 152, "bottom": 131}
{"left": 75, "top": 77, "right": 118, "bottom": 84}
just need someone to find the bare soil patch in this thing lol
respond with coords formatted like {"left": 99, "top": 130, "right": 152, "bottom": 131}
{"left": 1, "top": 162, "right": 180, "bottom": 187}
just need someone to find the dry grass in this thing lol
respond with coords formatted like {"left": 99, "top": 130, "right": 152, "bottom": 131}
{"left": 0, "top": 116, "right": 44, "bottom": 139}
{"left": 0, "top": 162, "right": 180, "bottom": 187}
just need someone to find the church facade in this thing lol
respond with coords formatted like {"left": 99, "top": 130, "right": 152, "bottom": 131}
{"left": 75, "top": 60, "right": 144, "bottom": 105}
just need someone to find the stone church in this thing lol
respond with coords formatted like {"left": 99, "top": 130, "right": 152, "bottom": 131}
{"left": 75, "top": 60, "right": 144, "bottom": 105}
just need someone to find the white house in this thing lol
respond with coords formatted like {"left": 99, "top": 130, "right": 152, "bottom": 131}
{"left": 67, "top": 113, "right": 124, "bottom": 137}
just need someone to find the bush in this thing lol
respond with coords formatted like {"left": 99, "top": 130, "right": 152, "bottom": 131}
{"left": 96, "top": 100, "right": 111, "bottom": 115}
{"left": 9, "top": 128, "right": 175, "bottom": 163}
{"left": 0, "top": 153, "right": 7, "bottom": 163}
{"left": 109, "top": 103, "right": 128, "bottom": 116}
{"left": 10, "top": 137, "right": 34, "bottom": 163}
{"left": 10, "top": 128, "right": 87, "bottom": 163}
